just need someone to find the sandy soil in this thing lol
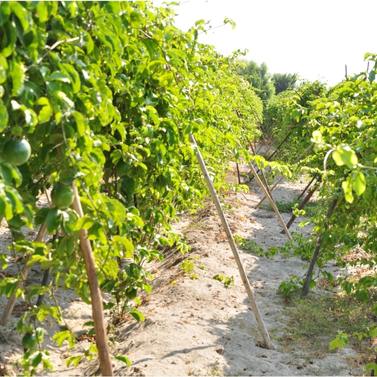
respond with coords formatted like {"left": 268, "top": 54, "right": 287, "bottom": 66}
{"left": 0, "top": 178, "right": 361, "bottom": 376}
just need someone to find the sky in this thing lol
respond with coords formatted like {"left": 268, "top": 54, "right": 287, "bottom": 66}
{"left": 164, "top": 0, "right": 377, "bottom": 85}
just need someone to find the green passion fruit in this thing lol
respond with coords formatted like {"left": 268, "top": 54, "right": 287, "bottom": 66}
{"left": 51, "top": 183, "right": 74, "bottom": 209}
{"left": 2, "top": 139, "right": 31, "bottom": 166}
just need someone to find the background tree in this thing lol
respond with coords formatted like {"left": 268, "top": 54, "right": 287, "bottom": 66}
{"left": 238, "top": 60, "right": 275, "bottom": 102}
{"left": 272, "top": 72, "right": 299, "bottom": 94}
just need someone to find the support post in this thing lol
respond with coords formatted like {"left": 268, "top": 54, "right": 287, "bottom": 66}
{"left": 296, "top": 176, "right": 316, "bottom": 202}
{"left": 284, "top": 182, "right": 318, "bottom": 230}
{"left": 190, "top": 134, "right": 273, "bottom": 350}
{"left": 249, "top": 164, "right": 292, "bottom": 240}
{"left": 256, "top": 176, "right": 284, "bottom": 208}
{"left": 236, "top": 162, "right": 241, "bottom": 184}
{"left": 302, "top": 197, "right": 338, "bottom": 296}
{"left": 72, "top": 184, "right": 113, "bottom": 376}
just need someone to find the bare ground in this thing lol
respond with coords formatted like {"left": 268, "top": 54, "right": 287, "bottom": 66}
{"left": 0, "top": 179, "right": 362, "bottom": 376}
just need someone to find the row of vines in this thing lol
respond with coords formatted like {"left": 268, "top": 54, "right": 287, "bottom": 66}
{"left": 261, "top": 54, "right": 377, "bottom": 372}
{"left": 0, "top": 1, "right": 263, "bottom": 375}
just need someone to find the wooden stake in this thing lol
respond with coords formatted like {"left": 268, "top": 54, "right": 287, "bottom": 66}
{"left": 190, "top": 134, "right": 273, "bottom": 349}
{"left": 296, "top": 176, "right": 316, "bottom": 202}
{"left": 236, "top": 162, "right": 241, "bottom": 184}
{"left": 249, "top": 164, "right": 292, "bottom": 240}
{"left": 0, "top": 223, "right": 47, "bottom": 326}
{"left": 256, "top": 176, "right": 284, "bottom": 208}
{"left": 72, "top": 184, "right": 113, "bottom": 376}
{"left": 302, "top": 197, "right": 338, "bottom": 296}
{"left": 284, "top": 182, "right": 318, "bottom": 230}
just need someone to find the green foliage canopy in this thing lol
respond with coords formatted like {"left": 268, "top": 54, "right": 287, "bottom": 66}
{"left": 0, "top": 1, "right": 262, "bottom": 373}
{"left": 237, "top": 60, "right": 275, "bottom": 102}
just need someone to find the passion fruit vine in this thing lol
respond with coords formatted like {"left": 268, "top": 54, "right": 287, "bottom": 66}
{"left": 51, "top": 183, "right": 74, "bottom": 209}
{"left": 2, "top": 139, "right": 31, "bottom": 166}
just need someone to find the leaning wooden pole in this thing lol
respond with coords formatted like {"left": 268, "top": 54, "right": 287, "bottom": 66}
{"left": 284, "top": 183, "right": 318, "bottom": 230}
{"left": 190, "top": 135, "right": 273, "bottom": 349}
{"left": 249, "top": 164, "right": 292, "bottom": 240}
{"left": 296, "top": 176, "right": 317, "bottom": 202}
{"left": 0, "top": 223, "right": 47, "bottom": 326}
{"left": 72, "top": 184, "right": 113, "bottom": 376}
{"left": 302, "top": 197, "right": 338, "bottom": 296}
{"left": 236, "top": 162, "right": 241, "bottom": 184}
{"left": 256, "top": 176, "right": 284, "bottom": 208}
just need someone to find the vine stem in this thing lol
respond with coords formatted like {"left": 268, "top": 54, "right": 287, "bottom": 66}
{"left": 190, "top": 134, "right": 274, "bottom": 350}
{"left": 71, "top": 184, "right": 113, "bottom": 376}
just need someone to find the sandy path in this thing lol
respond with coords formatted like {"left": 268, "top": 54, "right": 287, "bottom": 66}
{"left": 110, "top": 186, "right": 359, "bottom": 376}
{"left": 0, "top": 180, "right": 360, "bottom": 376}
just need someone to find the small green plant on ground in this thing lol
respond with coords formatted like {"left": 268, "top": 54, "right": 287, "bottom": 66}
{"left": 234, "top": 235, "right": 276, "bottom": 258}
{"left": 261, "top": 199, "right": 319, "bottom": 217}
{"left": 213, "top": 273, "right": 234, "bottom": 288}
{"left": 267, "top": 232, "right": 315, "bottom": 261}
{"left": 279, "top": 294, "right": 376, "bottom": 369}
{"left": 180, "top": 258, "right": 199, "bottom": 280}
{"left": 277, "top": 275, "right": 306, "bottom": 301}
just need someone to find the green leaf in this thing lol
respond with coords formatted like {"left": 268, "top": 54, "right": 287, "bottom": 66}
{"left": 0, "top": 55, "right": 8, "bottom": 84}
{"left": 11, "top": 61, "right": 25, "bottom": 96}
{"left": 22, "top": 332, "right": 36, "bottom": 349}
{"left": 112, "top": 235, "right": 134, "bottom": 258}
{"left": 46, "top": 208, "right": 61, "bottom": 233}
{"left": 61, "top": 63, "right": 81, "bottom": 93}
{"left": 342, "top": 178, "right": 354, "bottom": 203}
{"left": 130, "top": 308, "right": 145, "bottom": 322}
{"left": 10, "top": 2, "right": 29, "bottom": 31}
{"left": 56, "top": 91, "right": 74, "bottom": 108}
{"left": 365, "top": 363, "right": 377, "bottom": 376}
{"left": 329, "top": 331, "right": 348, "bottom": 351}
{"left": 31, "top": 352, "right": 43, "bottom": 367}
{"left": 48, "top": 71, "right": 71, "bottom": 84}
{"left": 37, "top": 97, "right": 53, "bottom": 123}
{"left": 53, "top": 330, "right": 76, "bottom": 348}
{"left": 66, "top": 355, "right": 83, "bottom": 368}
{"left": 72, "top": 111, "right": 87, "bottom": 136}
{"left": 332, "top": 145, "right": 358, "bottom": 169}
{"left": 351, "top": 171, "right": 366, "bottom": 196}
{"left": 0, "top": 100, "right": 8, "bottom": 131}
{"left": 370, "top": 327, "right": 377, "bottom": 338}
{"left": 115, "top": 355, "right": 132, "bottom": 367}
{"left": 24, "top": 108, "right": 38, "bottom": 128}
{"left": 36, "top": 2, "right": 49, "bottom": 23}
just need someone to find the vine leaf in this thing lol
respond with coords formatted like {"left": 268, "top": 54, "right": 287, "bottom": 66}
{"left": 115, "top": 355, "right": 132, "bottom": 367}
{"left": 351, "top": 171, "right": 366, "bottom": 196}
{"left": 332, "top": 145, "right": 358, "bottom": 169}
{"left": 329, "top": 332, "right": 349, "bottom": 351}
{"left": 341, "top": 178, "right": 354, "bottom": 203}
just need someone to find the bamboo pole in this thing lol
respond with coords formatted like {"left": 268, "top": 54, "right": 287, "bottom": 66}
{"left": 0, "top": 223, "right": 48, "bottom": 326}
{"left": 249, "top": 164, "right": 292, "bottom": 240}
{"left": 190, "top": 134, "right": 273, "bottom": 349}
{"left": 302, "top": 197, "right": 338, "bottom": 296}
{"left": 72, "top": 184, "right": 113, "bottom": 376}
{"left": 284, "top": 183, "right": 318, "bottom": 231}
{"left": 296, "top": 176, "right": 317, "bottom": 202}
{"left": 256, "top": 176, "right": 284, "bottom": 208}
{"left": 236, "top": 162, "right": 241, "bottom": 184}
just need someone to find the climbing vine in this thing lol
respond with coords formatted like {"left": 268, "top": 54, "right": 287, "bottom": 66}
{"left": 0, "top": 1, "right": 262, "bottom": 374}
